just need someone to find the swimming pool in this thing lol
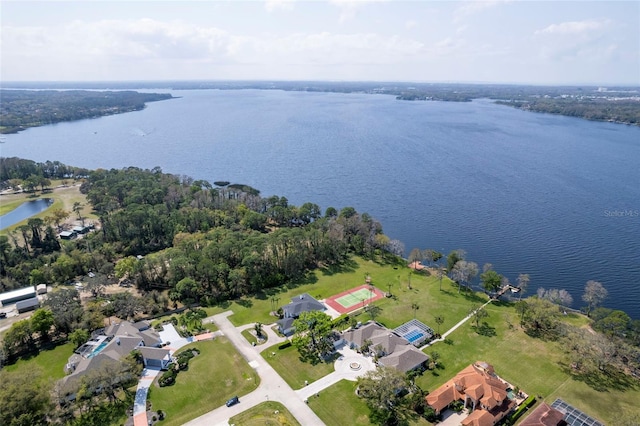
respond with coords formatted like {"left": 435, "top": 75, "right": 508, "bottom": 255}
{"left": 404, "top": 329, "right": 425, "bottom": 343}
{"left": 87, "top": 340, "right": 109, "bottom": 358}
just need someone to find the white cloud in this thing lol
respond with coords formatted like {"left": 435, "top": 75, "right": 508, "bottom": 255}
{"left": 329, "top": 0, "right": 387, "bottom": 23}
{"left": 405, "top": 20, "right": 417, "bottom": 30}
{"left": 265, "top": 0, "right": 296, "bottom": 13}
{"left": 454, "top": 0, "right": 511, "bottom": 23}
{"left": 535, "top": 19, "right": 611, "bottom": 36}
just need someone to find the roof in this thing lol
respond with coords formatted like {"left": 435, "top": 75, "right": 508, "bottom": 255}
{"left": 105, "top": 321, "right": 161, "bottom": 347}
{"left": 343, "top": 322, "right": 388, "bottom": 347}
{"left": 343, "top": 321, "right": 409, "bottom": 355}
{"left": 139, "top": 347, "right": 170, "bottom": 361}
{"left": 277, "top": 317, "right": 295, "bottom": 330}
{"left": 282, "top": 293, "right": 325, "bottom": 318}
{"left": 426, "top": 361, "right": 511, "bottom": 419}
{"left": 15, "top": 297, "right": 40, "bottom": 310}
{"left": 0, "top": 286, "right": 36, "bottom": 303}
{"left": 519, "top": 403, "right": 567, "bottom": 426}
{"left": 378, "top": 345, "right": 430, "bottom": 372}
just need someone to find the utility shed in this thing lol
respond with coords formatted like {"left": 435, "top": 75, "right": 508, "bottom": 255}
{"left": 37, "top": 284, "right": 48, "bottom": 295}
{"left": 16, "top": 297, "right": 40, "bottom": 313}
{"left": 0, "top": 287, "right": 37, "bottom": 306}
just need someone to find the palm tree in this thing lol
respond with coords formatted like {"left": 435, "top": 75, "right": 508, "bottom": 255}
{"left": 434, "top": 315, "right": 444, "bottom": 335}
{"left": 254, "top": 322, "right": 264, "bottom": 339}
{"left": 411, "top": 303, "right": 419, "bottom": 319}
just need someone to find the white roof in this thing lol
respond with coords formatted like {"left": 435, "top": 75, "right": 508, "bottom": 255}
{"left": 0, "top": 286, "right": 36, "bottom": 303}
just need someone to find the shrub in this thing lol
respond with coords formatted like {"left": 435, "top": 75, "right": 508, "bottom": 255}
{"left": 509, "top": 396, "right": 537, "bottom": 423}
{"left": 279, "top": 341, "right": 292, "bottom": 350}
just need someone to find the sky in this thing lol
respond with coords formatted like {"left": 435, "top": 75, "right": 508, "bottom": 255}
{"left": 1, "top": 0, "right": 639, "bottom": 85}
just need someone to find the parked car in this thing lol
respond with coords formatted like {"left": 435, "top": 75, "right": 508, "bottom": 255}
{"left": 226, "top": 396, "right": 239, "bottom": 407}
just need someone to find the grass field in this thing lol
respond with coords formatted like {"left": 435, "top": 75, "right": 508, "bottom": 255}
{"left": 2, "top": 342, "right": 74, "bottom": 381}
{"left": 263, "top": 342, "right": 337, "bottom": 390}
{"left": 148, "top": 337, "right": 260, "bottom": 426}
{"left": 229, "top": 401, "right": 301, "bottom": 426}
{"left": 307, "top": 379, "right": 371, "bottom": 426}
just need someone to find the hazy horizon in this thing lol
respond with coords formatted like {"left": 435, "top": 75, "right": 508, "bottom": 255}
{"left": 2, "top": 1, "right": 638, "bottom": 86}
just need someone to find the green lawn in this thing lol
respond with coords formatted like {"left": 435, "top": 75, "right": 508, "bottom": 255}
{"left": 148, "top": 337, "right": 259, "bottom": 426}
{"left": 263, "top": 342, "right": 336, "bottom": 390}
{"left": 229, "top": 401, "right": 300, "bottom": 426}
{"left": 307, "top": 379, "right": 371, "bottom": 426}
{"left": 2, "top": 342, "right": 74, "bottom": 381}
{"left": 206, "top": 256, "right": 476, "bottom": 334}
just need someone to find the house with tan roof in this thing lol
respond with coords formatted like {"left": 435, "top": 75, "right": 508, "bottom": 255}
{"left": 426, "top": 361, "right": 517, "bottom": 426}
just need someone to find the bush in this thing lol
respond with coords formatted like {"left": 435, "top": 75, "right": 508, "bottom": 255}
{"left": 279, "top": 341, "right": 292, "bottom": 350}
{"left": 157, "top": 410, "right": 165, "bottom": 420}
{"left": 509, "top": 395, "right": 537, "bottom": 423}
{"left": 158, "top": 364, "right": 177, "bottom": 387}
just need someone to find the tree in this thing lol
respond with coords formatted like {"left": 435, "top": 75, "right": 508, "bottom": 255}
{"left": 446, "top": 249, "right": 465, "bottom": 272}
{"left": 451, "top": 260, "right": 478, "bottom": 293}
{"left": 434, "top": 315, "right": 444, "bottom": 335}
{"left": 30, "top": 308, "right": 55, "bottom": 341}
{"left": 516, "top": 273, "right": 530, "bottom": 300}
{"left": 357, "top": 366, "right": 416, "bottom": 426}
{"left": 521, "top": 297, "right": 561, "bottom": 339}
{"left": 366, "top": 305, "right": 382, "bottom": 321}
{"left": 292, "top": 311, "right": 334, "bottom": 363}
{"left": 470, "top": 305, "right": 488, "bottom": 328}
{"left": 480, "top": 269, "right": 502, "bottom": 293}
{"left": 44, "top": 287, "right": 84, "bottom": 335}
{"left": 0, "top": 367, "right": 51, "bottom": 426}
{"left": 254, "top": 322, "right": 264, "bottom": 338}
{"left": 436, "top": 267, "right": 445, "bottom": 291}
{"left": 411, "top": 303, "right": 419, "bottom": 319}
{"left": 72, "top": 201, "right": 85, "bottom": 226}
{"left": 69, "top": 329, "right": 90, "bottom": 349}
{"left": 408, "top": 248, "right": 422, "bottom": 265}
{"left": 582, "top": 280, "right": 608, "bottom": 317}
{"left": 85, "top": 274, "right": 109, "bottom": 298}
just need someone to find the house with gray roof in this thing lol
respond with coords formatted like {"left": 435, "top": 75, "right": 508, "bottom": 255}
{"left": 378, "top": 345, "right": 430, "bottom": 373}
{"left": 343, "top": 321, "right": 430, "bottom": 373}
{"left": 277, "top": 293, "right": 326, "bottom": 336}
{"left": 60, "top": 320, "right": 168, "bottom": 400}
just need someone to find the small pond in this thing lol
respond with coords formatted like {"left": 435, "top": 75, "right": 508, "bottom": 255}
{"left": 0, "top": 198, "right": 54, "bottom": 230}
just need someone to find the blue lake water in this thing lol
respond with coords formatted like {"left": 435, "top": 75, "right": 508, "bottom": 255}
{"left": 0, "top": 198, "right": 53, "bottom": 230}
{"left": 1, "top": 89, "right": 639, "bottom": 317}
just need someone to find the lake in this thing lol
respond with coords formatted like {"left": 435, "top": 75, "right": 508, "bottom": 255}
{"left": 2, "top": 89, "right": 639, "bottom": 317}
{"left": 0, "top": 198, "right": 54, "bottom": 230}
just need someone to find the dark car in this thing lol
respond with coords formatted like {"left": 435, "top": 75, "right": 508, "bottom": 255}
{"left": 226, "top": 396, "right": 239, "bottom": 407}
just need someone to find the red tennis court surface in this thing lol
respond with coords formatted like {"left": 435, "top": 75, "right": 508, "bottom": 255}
{"left": 324, "top": 284, "right": 385, "bottom": 314}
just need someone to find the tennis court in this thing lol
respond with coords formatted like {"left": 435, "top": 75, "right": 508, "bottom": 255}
{"left": 325, "top": 284, "right": 385, "bottom": 314}
{"left": 335, "top": 288, "right": 377, "bottom": 308}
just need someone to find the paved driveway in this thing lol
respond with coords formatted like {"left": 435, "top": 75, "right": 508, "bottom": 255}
{"left": 158, "top": 323, "right": 182, "bottom": 343}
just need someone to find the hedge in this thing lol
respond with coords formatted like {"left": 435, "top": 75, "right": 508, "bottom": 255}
{"left": 508, "top": 395, "right": 537, "bottom": 423}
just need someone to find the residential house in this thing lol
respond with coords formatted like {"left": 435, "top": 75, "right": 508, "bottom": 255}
{"left": 277, "top": 293, "right": 325, "bottom": 336}
{"left": 426, "top": 361, "right": 517, "bottom": 426}
{"left": 343, "top": 321, "right": 430, "bottom": 373}
{"left": 60, "top": 320, "right": 167, "bottom": 400}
